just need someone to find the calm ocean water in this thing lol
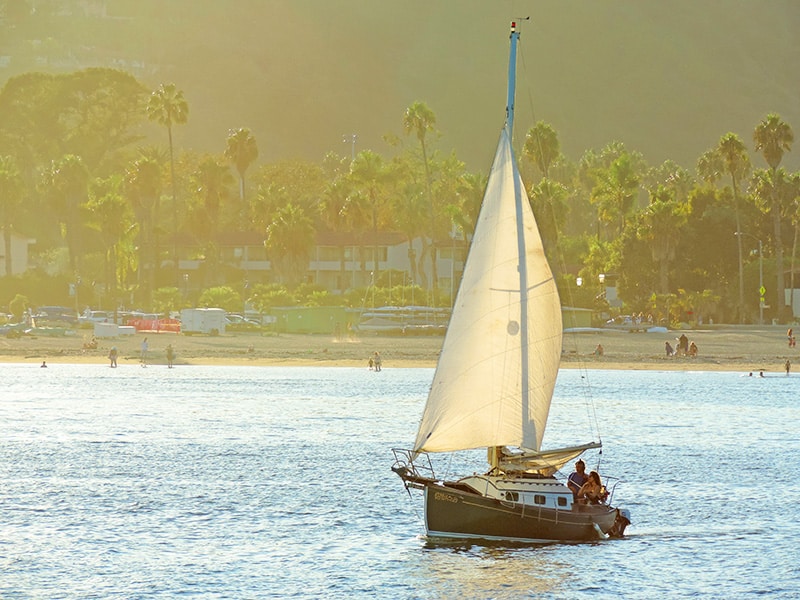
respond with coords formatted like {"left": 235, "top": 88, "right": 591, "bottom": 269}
{"left": 1, "top": 363, "right": 798, "bottom": 598}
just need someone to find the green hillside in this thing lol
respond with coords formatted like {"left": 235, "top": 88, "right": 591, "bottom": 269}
{"left": 2, "top": 0, "right": 799, "bottom": 171}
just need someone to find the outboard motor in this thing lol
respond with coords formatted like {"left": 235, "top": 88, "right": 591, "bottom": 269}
{"left": 608, "top": 508, "right": 631, "bottom": 538}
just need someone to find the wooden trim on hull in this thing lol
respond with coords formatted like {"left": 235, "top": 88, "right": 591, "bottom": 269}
{"left": 424, "top": 483, "right": 618, "bottom": 543}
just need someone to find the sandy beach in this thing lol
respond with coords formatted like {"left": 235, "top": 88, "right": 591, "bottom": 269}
{"left": 2, "top": 324, "right": 798, "bottom": 373}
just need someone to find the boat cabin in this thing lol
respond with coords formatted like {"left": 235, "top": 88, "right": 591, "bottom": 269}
{"left": 458, "top": 475, "right": 575, "bottom": 510}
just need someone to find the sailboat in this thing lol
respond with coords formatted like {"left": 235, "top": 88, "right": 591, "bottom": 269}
{"left": 391, "top": 21, "right": 630, "bottom": 543}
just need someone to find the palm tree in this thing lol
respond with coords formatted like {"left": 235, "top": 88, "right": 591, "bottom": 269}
{"left": 639, "top": 186, "right": 688, "bottom": 294}
{"left": 754, "top": 114, "right": 794, "bottom": 320}
{"left": 786, "top": 173, "right": 800, "bottom": 312}
{"left": 751, "top": 167, "right": 792, "bottom": 320}
{"left": 39, "top": 154, "right": 89, "bottom": 274}
{"left": 523, "top": 121, "right": 560, "bottom": 180}
{"left": 403, "top": 101, "right": 438, "bottom": 301}
{"left": 696, "top": 149, "right": 724, "bottom": 186}
{"left": 453, "top": 171, "right": 486, "bottom": 242}
{"left": 125, "top": 157, "right": 162, "bottom": 302}
{"left": 717, "top": 132, "right": 751, "bottom": 323}
{"left": 339, "top": 189, "right": 372, "bottom": 285}
{"left": 224, "top": 127, "right": 259, "bottom": 202}
{"left": 529, "top": 178, "right": 569, "bottom": 267}
{"left": 265, "top": 203, "right": 315, "bottom": 288}
{"left": 86, "top": 176, "right": 134, "bottom": 305}
{"left": 146, "top": 83, "right": 189, "bottom": 282}
{"left": 590, "top": 152, "right": 640, "bottom": 238}
{"left": 321, "top": 176, "right": 354, "bottom": 292}
{"left": 187, "top": 155, "right": 235, "bottom": 285}
{"left": 0, "top": 155, "right": 22, "bottom": 276}
{"left": 349, "top": 150, "right": 391, "bottom": 288}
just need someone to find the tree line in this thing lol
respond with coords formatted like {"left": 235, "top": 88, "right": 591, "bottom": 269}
{"left": 0, "top": 66, "right": 796, "bottom": 324}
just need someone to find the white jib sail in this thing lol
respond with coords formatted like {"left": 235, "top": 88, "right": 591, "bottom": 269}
{"left": 414, "top": 128, "right": 562, "bottom": 454}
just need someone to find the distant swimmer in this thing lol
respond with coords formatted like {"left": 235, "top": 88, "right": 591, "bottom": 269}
{"left": 40, "top": 360, "right": 47, "bottom": 368}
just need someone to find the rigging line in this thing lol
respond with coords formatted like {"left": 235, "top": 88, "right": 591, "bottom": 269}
{"left": 518, "top": 24, "right": 603, "bottom": 445}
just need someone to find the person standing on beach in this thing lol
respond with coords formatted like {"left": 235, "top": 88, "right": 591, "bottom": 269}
{"left": 140, "top": 337, "right": 148, "bottom": 366}
{"left": 109, "top": 347, "right": 118, "bottom": 368}
{"left": 373, "top": 351, "right": 382, "bottom": 372}
{"left": 785, "top": 359, "right": 791, "bottom": 375}
{"left": 166, "top": 344, "right": 175, "bottom": 368}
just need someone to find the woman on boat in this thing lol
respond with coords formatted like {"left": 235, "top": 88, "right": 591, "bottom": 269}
{"left": 577, "top": 470, "right": 607, "bottom": 504}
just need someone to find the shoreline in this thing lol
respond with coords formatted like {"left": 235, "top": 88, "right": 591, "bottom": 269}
{"left": 2, "top": 325, "right": 798, "bottom": 373}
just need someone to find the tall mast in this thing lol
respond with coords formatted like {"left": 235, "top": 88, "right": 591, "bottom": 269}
{"left": 509, "top": 19, "right": 532, "bottom": 450}
{"left": 490, "top": 20, "right": 529, "bottom": 467}
{"left": 505, "top": 21, "right": 520, "bottom": 136}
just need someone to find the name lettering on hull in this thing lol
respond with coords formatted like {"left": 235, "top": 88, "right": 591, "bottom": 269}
{"left": 434, "top": 491, "right": 459, "bottom": 503}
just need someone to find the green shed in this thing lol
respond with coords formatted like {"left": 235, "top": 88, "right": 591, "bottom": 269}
{"left": 562, "top": 306, "right": 593, "bottom": 329}
{"left": 271, "top": 306, "right": 352, "bottom": 334}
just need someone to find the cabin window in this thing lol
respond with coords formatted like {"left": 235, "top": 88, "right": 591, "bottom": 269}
{"left": 504, "top": 491, "right": 519, "bottom": 502}
{"left": 557, "top": 496, "right": 568, "bottom": 507}
{"left": 534, "top": 495, "right": 546, "bottom": 505}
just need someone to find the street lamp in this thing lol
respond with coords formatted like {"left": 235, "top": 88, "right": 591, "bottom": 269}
{"left": 734, "top": 232, "right": 763, "bottom": 325}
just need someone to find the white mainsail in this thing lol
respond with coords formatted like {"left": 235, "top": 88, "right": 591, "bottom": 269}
{"left": 413, "top": 127, "right": 562, "bottom": 454}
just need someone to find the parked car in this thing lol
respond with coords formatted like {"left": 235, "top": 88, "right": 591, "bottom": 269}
{"left": 225, "top": 313, "right": 261, "bottom": 331}
{"left": 35, "top": 306, "right": 78, "bottom": 324}
{"left": 604, "top": 315, "right": 647, "bottom": 332}
{"left": 79, "top": 310, "right": 112, "bottom": 324}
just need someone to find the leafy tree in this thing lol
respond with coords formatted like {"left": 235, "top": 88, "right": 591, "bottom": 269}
{"left": 0, "top": 155, "right": 23, "bottom": 276}
{"left": 85, "top": 175, "right": 134, "bottom": 306}
{"left": 9, "top": 293, "right": 29, "bottom": 321}
{"left": 39, "top": 154, "right": 89, "bottom": 274}
{"left": 58, "top": 68, "right": 148, "bottom": 174}
{"left": 265, "top": 203, "right": 315, "bottom": 288}
{"left": 224, "top": 127, "right": 258, "bottom": 202}
{"left": 152, "top": 287, "right": 182, "bottom": 314}
{"left": 198, "top": 285, "right": 241, "bottom": 312}
{"left": 248, "top": 283, "right": 294, "bottom": 312}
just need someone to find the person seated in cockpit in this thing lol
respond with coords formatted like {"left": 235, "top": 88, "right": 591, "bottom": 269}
{"left": 577, "top": 470, "right": 608, "bottom": 504}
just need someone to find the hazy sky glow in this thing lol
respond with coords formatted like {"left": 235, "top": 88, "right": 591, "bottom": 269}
{"left": 2, "top": 0, "right": 798, "bottom": 172}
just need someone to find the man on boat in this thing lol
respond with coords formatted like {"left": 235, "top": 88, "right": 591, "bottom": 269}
{"left": 567, "top": 459, "right": 588, "bottom": 499}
